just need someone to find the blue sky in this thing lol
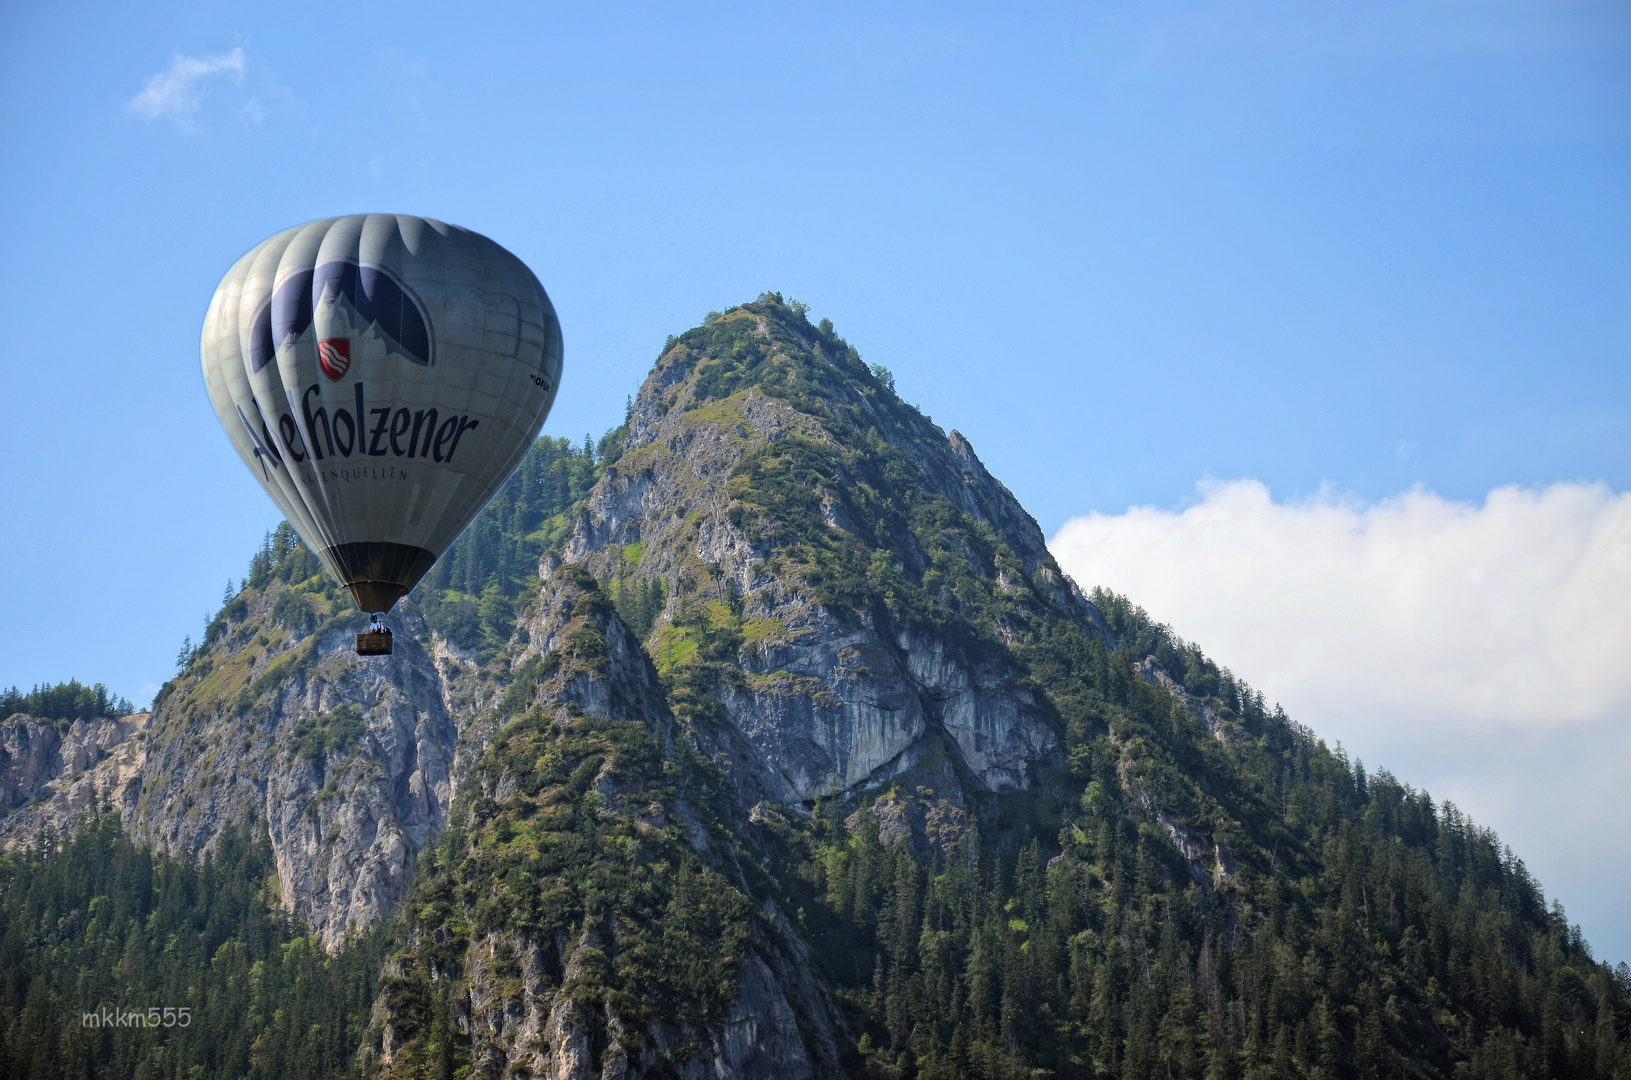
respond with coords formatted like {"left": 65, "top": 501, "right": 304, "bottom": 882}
{"left": 1, "top": 2, "right": 1627, "bottom": 958}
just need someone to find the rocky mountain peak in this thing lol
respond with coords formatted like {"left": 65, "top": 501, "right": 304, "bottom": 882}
{"left": 564, "top": 295, "right": 1098, "bottom": 810}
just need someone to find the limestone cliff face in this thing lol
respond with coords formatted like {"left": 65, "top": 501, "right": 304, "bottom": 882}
{"left": 120, "top": 591, "right": 470, "bottom": 949}
{"left": 359, "top": 299, "right": 1126, "bottom": 1077}
{"left": 9, "top": 298, "right": 1613, "bottom": 1079}
{"left": 0, "top": 563, "right": 477, "bottom": 949}
{"left": 1, "top": 297, "right": 1116, "bottom": 1078}
{"left": 564, "top": 308, "right": 1092, "bottom": 813}
{"left": 0, "top": 713, "right": 149, "bottom": 843}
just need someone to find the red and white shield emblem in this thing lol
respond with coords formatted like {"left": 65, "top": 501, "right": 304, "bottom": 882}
{"left": 317, "top": 338, "right": 351, "bottom": 380}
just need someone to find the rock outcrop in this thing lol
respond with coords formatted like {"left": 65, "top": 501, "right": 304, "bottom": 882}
{"left": 123, "top": 596, "right": 463, "bottom": 949}
{"left": 0, "top": 573, "right": 469, "bottom": 948}
{"left": 0, "top": 712, "right": 150, "bottom": 843}
{"left": 7, "top": 296, "right": 1624, "bottom": 1079}
{"left": 362, "top": 301, "right": 1132, "bottom": 1076}
{"left": 372, "top": 567, "right": 839, "bottom": 1079}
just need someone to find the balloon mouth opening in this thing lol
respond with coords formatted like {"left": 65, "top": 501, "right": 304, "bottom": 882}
{"left": 348, "top": 581, "right": 409, "bottom": 614}
{"left": 321, "top": 541, "right": 438, "bottom": 614}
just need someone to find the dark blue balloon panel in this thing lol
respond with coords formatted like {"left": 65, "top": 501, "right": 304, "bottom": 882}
{"left": 249, "top": 261, "right": 431, "bottom": 372}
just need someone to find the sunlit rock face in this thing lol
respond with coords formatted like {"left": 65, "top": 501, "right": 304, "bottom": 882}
{"left": 81, "top": 595, "right": 466, "bottom": 950}
{"left": 365, "top": 301, "right": 1100, "bottom": 1077}
{"left": 561, "top": 309, "right": 1086, "bottom": 812}
{"left": 372, "top": 567, "right": 840, "bottom": 1080}
{"left": 9, "top": 296, "right": 1623, "bottom": 1079}
{"left": 0, "top": 566, "right": 474, "bottom": 950}
{"left": 0, "top": 712, "right": 150, "bottom": 841}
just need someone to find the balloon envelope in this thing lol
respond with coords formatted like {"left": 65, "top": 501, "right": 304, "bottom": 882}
{"left": 201, "top": 215, "right": 562, "bottom": 612}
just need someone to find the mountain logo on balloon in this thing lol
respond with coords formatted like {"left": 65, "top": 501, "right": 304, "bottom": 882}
{"left": 249, "top": 260, "right": 432, "bottom": 374}
{"left": 317, "top": 339, "right": 351, "bottom": 380}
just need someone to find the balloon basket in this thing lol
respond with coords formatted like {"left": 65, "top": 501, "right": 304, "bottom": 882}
{"left": 356, "top": 631, "right": 393, "bottom": 656}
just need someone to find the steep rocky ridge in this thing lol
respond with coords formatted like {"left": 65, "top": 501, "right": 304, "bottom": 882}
{"left": 372, "top": 567, "right": 839, "bottom": 1079}
{"left": 0, "top": 535, "right": 476, "bottom": 949}
{"left": 366, "top": 297, "right": 1138, "bottom": 1077}
{"left": 365, "top": 296, "right": 1274, "bottom": 1077}
{"left": 369, "top": 299, "right": 1631, "bottom": 1078}
{"left": 3, "top": 297, "right": 1098, "bottom": 963}
{"left": 565, "top": 302, "right": 1093, "bottom": 813}
{"left": 0, "top": 440, "right": 596, "bottom": 950}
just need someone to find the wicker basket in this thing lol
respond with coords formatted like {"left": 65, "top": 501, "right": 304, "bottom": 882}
{"left": 355, "top": 632, "right": 394, "bottom": 656}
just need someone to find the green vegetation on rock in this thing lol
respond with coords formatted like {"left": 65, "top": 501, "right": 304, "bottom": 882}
{"left": 416, "top": 434, "right": 615, "bottom": 655}
{"left": 289, "top": 705, "right": 367, "bottom": 768}
{"left": 595, "top": 296, "right": 1631, "bottom": 1077}
{"left": 764, "top": 597, "right": 1631, "bottom": 1077}
{"left": 371, "top": 576, "right": 758, "bottom": 1077}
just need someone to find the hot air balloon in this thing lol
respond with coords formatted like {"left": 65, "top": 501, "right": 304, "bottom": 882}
{"left": 200, "top": 215, "right": 562, "bottom": 655}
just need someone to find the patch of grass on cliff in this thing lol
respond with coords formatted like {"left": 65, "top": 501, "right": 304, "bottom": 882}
{"left": 652, "top": 624, "right": 698, "bottom": 675}
{"left": 680, "top": 393, "right": 765, "bottom": 446}
{"left": 739, "top": 615, "right": 784, "bottom": 641}
{"left": 652, "top": 594, "right": 738, "bottom": 673}
{"left": 289, "top": 704, "right": 366, "bottom": 765}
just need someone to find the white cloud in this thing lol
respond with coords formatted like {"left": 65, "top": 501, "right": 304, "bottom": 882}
{"left": 1050, "top": 479, "right": 1631, "bottom": 964}
{"left": 125, "top": 48, "right": 246, "bottom": 131}
{"left": 1052, "top": 479, "right": 1631, "bottom": 731}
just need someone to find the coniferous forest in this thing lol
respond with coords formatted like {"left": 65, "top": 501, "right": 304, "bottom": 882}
{"left": 0, "top": 809, "right": 382, "bottom": 1079}
{"left": 2, "top": 299, "right": 1628, "bottom": 1078}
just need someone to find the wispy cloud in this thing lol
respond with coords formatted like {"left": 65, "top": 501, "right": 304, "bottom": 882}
{"left": 1050, "top": 479, "right": 1631, "bottom": 962}
{"left": 239, "top": 82, "right": 299, "bottom": 126}
{"left": 125, "top": 48, "right": 246, "bottom": 131}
